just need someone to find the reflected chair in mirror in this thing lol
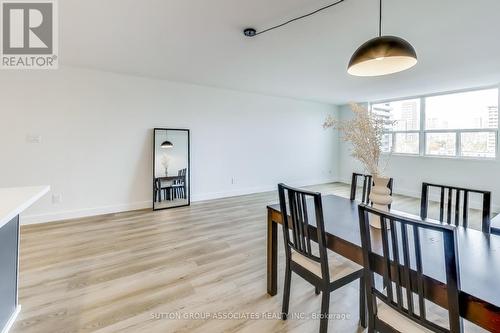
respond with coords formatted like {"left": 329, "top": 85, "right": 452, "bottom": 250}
{"left": 154, "top": 179, "right": 161, "bottom": 202}
{"left": 350, "top": 173, "right": 394, "bottom": 207}
{"left": 163, "top": 181, "right": 174, "bottom": 201}
{"left": 420, "top": 182, "right": 491, "bottom": 233}
{"left": 278, "top": 183, "right": 366, "bottom": 333}
{"left": 155, "top": 178, "right": 174, "bottom": 202}
{"left": 358, "top": 204, "right": 463, "bottom": 333}
{"left": 172, "top": 168, "right": 187, "bottom": 199}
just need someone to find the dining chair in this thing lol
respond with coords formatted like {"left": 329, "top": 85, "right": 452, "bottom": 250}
{"left": 420, "top": 182, "right": 491, "bottom": 233}
{"left": 358, "top": 204, "right": 463, "bottom": 333}
{"left": 350, "top": 173, "right": 394, "bottom": 207}
{"left": 278, "top": 183, "right": 365, "bottom": 333}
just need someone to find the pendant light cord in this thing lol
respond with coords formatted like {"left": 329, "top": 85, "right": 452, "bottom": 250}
{"left": 379, "top": 0, "right": 382, "bottom": 37}
{"left": 252, "top": 0, "right": 346, "bottom": 36}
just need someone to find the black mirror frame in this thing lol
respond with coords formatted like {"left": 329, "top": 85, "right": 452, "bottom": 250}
{"left": 152, "top": 128, "right": 190, "bottom": 211}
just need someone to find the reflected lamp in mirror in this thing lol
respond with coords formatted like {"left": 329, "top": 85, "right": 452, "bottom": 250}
{"left": 161, "top": 140, "right": 173, "bottom": 148}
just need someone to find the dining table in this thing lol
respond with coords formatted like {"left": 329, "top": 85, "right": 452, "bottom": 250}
{"left": 266, "top": 194, "right": 500, "bottom": 332}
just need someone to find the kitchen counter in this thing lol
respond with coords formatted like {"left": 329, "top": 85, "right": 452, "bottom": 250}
{"left": 0, "top": 186, "right": 49, "bottom": 229}
{"left": 0, "top": 186, "right": 49, "bottom": 333}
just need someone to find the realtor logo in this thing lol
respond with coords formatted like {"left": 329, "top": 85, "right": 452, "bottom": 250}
{"left": 1, "top": 0, "right": 58, "bottom": 69}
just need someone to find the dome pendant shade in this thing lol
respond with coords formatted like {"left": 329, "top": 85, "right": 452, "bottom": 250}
{"left": 161, "top": 140, "right": 173, "bottom": 148}
{"left": 347, "top": 36, "right": 417, "bottom": 76}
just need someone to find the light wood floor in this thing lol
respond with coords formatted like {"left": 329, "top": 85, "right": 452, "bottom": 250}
{"left": 13, "top": 183, "right": 489, "bottom": 333}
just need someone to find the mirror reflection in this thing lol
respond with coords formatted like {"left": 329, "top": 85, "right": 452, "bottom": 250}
{"left": 153, "top": 128, "right": 190, "bottom": 210}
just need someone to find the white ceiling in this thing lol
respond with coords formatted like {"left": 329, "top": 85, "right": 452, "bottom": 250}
{"left": 60, "top": 0, "right": 500, "bottom": 104}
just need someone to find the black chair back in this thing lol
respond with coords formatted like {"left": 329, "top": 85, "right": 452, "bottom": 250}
{"left": 277, "top": 183, "right": 330, "bottom": 282}
{"left": 173, "top": 168, "right": 187, "bottom": 185}
{"left": 350, "top": 173, "right": 394, "bottom": 205}
{"left": 420, "top": 182, "right": 491, "bottom": 233}
{"left": 358, "top": 204, "right": 462, "bottom": 333}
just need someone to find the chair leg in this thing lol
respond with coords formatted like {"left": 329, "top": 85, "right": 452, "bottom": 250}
{"left": 315, "top": 286, "right": 320, "bottom": 295}
{"left": 281, "top": 264, "right": 292, "bottom": 320}
{"left": 320, "top": 291, "right": 330, "bottom": 333}
{"left": 359, "top": 276, "right": 366, "bottom": 328}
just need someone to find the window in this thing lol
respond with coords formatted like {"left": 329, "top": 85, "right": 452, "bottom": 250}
{"left": 395, "top": 133, "right": 419, "bottom": 154}
{"left": 372, "top": 98, "right": 421, "bottom": 154}
{"left": 426, "top": 133, "right": 456, "bottom": 156}
{"left": 371, "top": 87, "right": 498, "bottom": 159}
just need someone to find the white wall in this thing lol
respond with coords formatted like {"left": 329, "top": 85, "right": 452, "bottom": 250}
{"left": 337, "top": 104, "right": 500, "bottom": 211}
{"left": 0, "top": 67, "right": 339, "bottom": 224}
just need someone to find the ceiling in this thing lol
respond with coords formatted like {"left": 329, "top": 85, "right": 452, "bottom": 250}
{"left": 60, "top": 0, "right": 500, "bottom": 104}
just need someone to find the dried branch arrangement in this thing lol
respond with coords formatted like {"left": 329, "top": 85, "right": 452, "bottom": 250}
{"left": 323, "top": 103, "right": 394, "bottom": 176}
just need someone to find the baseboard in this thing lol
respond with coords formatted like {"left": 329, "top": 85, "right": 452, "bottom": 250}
{"left": 338, "top": 178, "right": 500, "bottom": 213}
{"left": 1, "top": 305, "right": 21, "bottom": 333}
{"left": 191, "top": 186, "right": 275, "bottom": 202}
{"left": 21, "top": 178, "right": 338, "bottom": 225}
{"left": 21, "top": 201, "right": 152, "bottom": 225}
{"left": 191, "top": 177, "right": 338, "bottom": 202}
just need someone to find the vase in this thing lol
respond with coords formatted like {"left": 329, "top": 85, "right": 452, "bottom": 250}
{"left": 368, "top": 176, "right": 393, "bottom": 228}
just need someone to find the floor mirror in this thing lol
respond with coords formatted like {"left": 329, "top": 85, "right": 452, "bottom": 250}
{"left": 153, "top": 128, "right": 190, "bottom": 210}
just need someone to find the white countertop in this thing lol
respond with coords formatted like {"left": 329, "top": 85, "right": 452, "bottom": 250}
{"left": 0, "top": 186, "right": 50, "bottom": 228}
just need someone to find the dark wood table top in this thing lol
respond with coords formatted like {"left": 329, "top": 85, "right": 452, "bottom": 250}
{"left": 268, "top": 194, "right": 500, "bottom": 308}
{"left": 155, "top": 176, "right": 184, "bottom": 181}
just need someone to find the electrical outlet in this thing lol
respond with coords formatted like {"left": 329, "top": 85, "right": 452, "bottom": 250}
{"left": 26, "top": 134, "right": 42, "bottom": 144}
{"left": 231, "top": 177, "right": 236, "bottom": 185}
{"left": 52, "top": 194, "right": 62, "bottom": 204}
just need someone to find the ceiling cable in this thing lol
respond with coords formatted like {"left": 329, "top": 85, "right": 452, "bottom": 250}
{"left": 379, "top": 0, "right": 382, "bottom": 37}
{"left": 244, "top": 0, "right": 346, "bottom": 37}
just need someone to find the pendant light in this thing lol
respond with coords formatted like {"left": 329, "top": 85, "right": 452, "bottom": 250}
{"left": 161, "top": 141, "right": 173, "bottom": 148}
{"left": 347, "top": 0, "right": 417, "bottom": 76}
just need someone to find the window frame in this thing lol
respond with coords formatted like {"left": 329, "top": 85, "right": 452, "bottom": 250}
{"left": 370, "top": 85, "right": 499, "bottom": 160}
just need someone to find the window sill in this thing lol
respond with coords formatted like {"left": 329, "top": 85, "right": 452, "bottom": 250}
{"left": 383, "top": 153, "right": 498, "bottom": 162}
